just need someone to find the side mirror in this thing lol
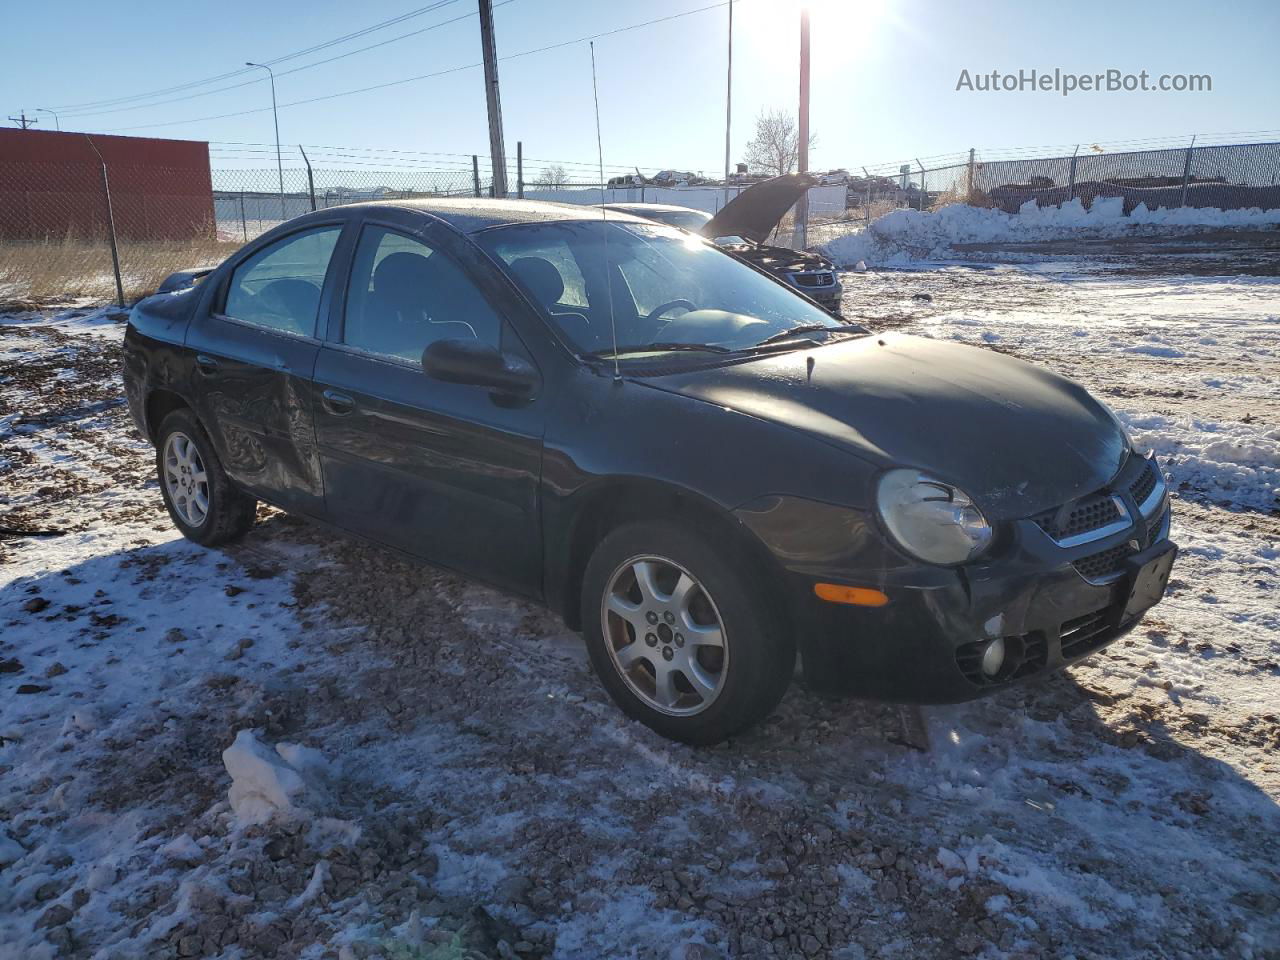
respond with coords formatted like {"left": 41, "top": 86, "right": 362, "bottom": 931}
{"left": 421, "top": 338, "right": 538, "bottom": 398}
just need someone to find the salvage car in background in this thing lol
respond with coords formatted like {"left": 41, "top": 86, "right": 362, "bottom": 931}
{"left": 122, "top": 198, "right": 1177, "bottom": 744}
{"left": 600, "top": 174, "right": 844, "bottom": 314}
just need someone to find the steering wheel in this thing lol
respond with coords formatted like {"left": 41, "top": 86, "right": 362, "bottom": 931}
{"left": 645, "top": 299, "right": 697, "bottom": 326}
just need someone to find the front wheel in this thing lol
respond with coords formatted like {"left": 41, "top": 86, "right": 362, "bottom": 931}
{"left": 581, "top": 523, "right": 795, "bottom": 745}
{"left": 155, "top": 408, "right": 257, "bottom": 546}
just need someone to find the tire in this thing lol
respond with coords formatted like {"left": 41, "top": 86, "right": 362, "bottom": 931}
{"left": 581, "top": 522, "right": 795, "bottom": 745}
{"left": 155, "top": 408, "right": 257, "bottom": 547}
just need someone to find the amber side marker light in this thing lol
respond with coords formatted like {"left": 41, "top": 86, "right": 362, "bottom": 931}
{"left": 814, "top": 584, "right": 890, "bottom": 607}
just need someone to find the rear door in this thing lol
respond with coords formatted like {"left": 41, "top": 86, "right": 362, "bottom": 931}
{"left": 186, "top": 221, "right": 350, "bottom": 516}
{"left": 312, "top": 213, "right": 544, "bottom": 596}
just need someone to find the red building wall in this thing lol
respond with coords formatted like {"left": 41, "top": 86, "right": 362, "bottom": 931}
{"left": 0, "top": 129, "right": 216, "bottom": 241}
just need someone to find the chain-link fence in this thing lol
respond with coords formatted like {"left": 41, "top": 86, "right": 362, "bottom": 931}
{"left": 0, "top": 155, "right": 231, "bottom": 305}
{"left": 5, "top": 138, "right": 1279, "bottom": 307}
{"left": 842, "top": 140, "right": 1280, "bottom": 215}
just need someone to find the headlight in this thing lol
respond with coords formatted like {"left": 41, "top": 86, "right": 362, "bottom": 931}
{"left": 876, "top": 469, "right": 993, "bottom": 565}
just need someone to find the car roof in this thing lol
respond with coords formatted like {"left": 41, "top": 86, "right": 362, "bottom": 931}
{"left": 598, "top": 202, "right": 709, "bottom": 216}
{"left": 309, "top": 197, "right": 655, "bottom": 235}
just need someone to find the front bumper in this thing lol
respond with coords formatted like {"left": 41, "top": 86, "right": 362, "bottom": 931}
{"left": 793, "top": 532, "right": 1175, "bottom": 703}
{"left": 745, "top": 455, "right": 1175, "bottom": 702}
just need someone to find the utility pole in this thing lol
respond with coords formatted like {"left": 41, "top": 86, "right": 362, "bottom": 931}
{"left": 8, "top": 110, "right": 38, "bottom": 129}
{"left": 795, "top": 8, "right": 811, "bottom": 249}
{"left": 477, "top": 0, "right": 508, "bottom": 198}
{"left": 245, "top": 62, "right": 287, "bottom": 220}
{"left": 723, "top": 0, "right": 733, "bottom": 205}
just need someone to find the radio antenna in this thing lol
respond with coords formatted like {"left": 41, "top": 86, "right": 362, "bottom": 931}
{"left": 590, "top": 40, "right": 621, "bottom": 381}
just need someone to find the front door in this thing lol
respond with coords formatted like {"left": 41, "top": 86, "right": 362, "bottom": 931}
{"left": 186, "top": 223, "right": 346, "bottom": 516}
{"left": 312, "top": 219, "right": 544, "bottom": 596}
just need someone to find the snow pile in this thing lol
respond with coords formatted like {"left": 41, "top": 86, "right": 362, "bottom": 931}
{"left": 1118, "top": 412, "right": 1280, "bottom": 511}
{"left": 222, "top": 730, "right": 330, "bottom": 827}
{"left": 819, "top": 198, "right": 1280, "bottom": 266}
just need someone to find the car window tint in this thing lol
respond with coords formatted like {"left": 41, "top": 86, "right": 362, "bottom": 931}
{"left": 617, "top": 241, "right": 692, "bottom": 317}
{"left": 487, "top": 236, "right": 588, "bottom": 308}
{"left": 343, "top": 226, "right": 502, "bottom": 363}
{"left": 223, "top": 227, "right": 341, "bottom": 336}
{"left": 477, "top": 221, "right": 847, "bottom": 356}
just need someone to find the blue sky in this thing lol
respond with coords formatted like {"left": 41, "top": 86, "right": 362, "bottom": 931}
{"left": 4, "top": 0, "right": 1277, "bottom": 179}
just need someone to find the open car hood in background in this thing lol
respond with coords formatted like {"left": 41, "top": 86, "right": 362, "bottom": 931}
{"left": 701, "top": 174, "right": 818, "bottom": 244}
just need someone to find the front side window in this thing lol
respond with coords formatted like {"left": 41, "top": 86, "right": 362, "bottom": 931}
{"left": 342, "top": 226, "right": 502, "bottom": 363}
{"left": 223, "top": 226, "right": 341, "bottom": 336}
{"left": 478, "top": 221, "right": 857, "bottom": 360}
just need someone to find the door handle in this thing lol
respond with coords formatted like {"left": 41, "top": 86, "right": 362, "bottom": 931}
{"left": 194, "top": 354, "right": 219, "bottom": 375}
{"left": 321, "top": 389, "right": 355, "bottom": 415}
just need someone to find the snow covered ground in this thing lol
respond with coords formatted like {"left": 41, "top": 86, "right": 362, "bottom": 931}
{"left": 1, "top": 258, "right": 1278, "bottom": 960}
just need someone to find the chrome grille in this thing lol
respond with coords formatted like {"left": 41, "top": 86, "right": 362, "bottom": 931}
{"left": 1130, "top": 458, "right": 1159, "bottom": 508}
{"left": 793, "top": 272, "right": 834, "bottom": 288}
{"left": 1033, "top": 492, "right": 1125, "bottom": 542}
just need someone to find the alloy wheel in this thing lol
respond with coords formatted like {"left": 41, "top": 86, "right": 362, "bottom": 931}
{"left": 600, "top": 554, "right": 729, "bottom": 716}
{"left": 163, "top": 431, "right": 210, "bottom": 528}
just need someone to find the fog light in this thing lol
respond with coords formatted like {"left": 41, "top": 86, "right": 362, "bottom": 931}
{"left": 980, "top": 637, "right": 1006, "bottom": 677}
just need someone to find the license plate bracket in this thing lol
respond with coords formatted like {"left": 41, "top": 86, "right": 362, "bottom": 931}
{"left": 1117, "top": 541, "right": 1178, "bottom": 624}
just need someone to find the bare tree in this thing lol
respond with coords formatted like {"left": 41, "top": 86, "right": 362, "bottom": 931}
{"left": 534, "top": 164, "right": 567, "bottom": 190}
{"left": 742, "top": 109, "right": 817, "bottom": 176}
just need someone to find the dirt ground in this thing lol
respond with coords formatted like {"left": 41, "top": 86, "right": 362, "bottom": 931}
{"left": 1, "top": 260, "right": 1278, "bottom": 960}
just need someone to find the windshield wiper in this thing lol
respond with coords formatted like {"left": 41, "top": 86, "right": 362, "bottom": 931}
{"left": 585, "top": 342, "right": 732, "bottom": 359}
{"left": 751, "top": 324, "right": 852, "bottom": 348}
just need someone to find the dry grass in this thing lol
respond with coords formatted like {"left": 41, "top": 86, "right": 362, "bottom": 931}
{"left": 0, "top": 236, "right": 241, "bottom": 308}
{"left": 928, "top": 187, "right": 996, "bottom": 211}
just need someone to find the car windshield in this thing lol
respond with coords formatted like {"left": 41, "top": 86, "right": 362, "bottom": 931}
{"left": 643, "top": 209, "right": 713, "bottom": 232}
{"left": 477, "top": 220, "right": 858, "bottom": 360}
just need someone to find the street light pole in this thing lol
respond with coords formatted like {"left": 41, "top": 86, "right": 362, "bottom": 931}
{"left": 795, "top": 7, "right": 811, "bottom": 249}
{"left": 246, "top": 62, "right": 287, "bottom": 220}
{"left": 723, "top": 0, "right": 733, "bottom": 207}
{"left": 35, "top": 107, "right": 61, "bottom": 130}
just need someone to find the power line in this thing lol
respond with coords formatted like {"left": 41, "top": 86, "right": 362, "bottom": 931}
{"left": 208, "top": 140, "right": 645, "bottom": 171}
{"left": 99, "top": 0, "right": 739, "bottom": 134}
{"left": 50, "top": 1, "right": 463, "bottom": 113}
{"left": 58, "top": 1, "right": 511, "bottom": 121}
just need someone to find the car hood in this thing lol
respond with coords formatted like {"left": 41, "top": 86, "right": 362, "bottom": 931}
{"left": 640, "top": 333, "right": 1127, "bottom": 520}
{"left": 702, "top": 173, "right": 817, "bottom": 244}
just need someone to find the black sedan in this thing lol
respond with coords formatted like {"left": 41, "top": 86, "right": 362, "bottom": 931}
{"left": 122, "top": 198, "right": 1177, "bottom": 744}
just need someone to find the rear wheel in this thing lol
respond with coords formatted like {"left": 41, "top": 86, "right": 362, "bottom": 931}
{"left": 155, "top": 408, "right": 256, "bottom": 546}
{"left": 581, "top": 523, "right": 794, "bottom": 744}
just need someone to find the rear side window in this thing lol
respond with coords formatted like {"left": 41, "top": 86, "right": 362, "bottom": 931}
{"left": 342, "top": 225, "right": 503, "bottom": 363}
{"left": 223, "top": 226, "right": 341, "bottom": 336}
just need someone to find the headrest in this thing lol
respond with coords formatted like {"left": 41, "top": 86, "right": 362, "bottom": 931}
{"left": 509, "top": 257, "right": 565, "bottom": 308}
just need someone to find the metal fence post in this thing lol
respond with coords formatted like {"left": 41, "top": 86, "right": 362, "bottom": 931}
{"left": 516, "top": 141, "right": 524, "bottom": 199}
{"left": 967, "top": 147, "right": 975, "bottom": 203}
{"left": 240, "top": 191, "right": 248, "bottom": 241}
{"left": 300, "top": 145, "right": 317, "bottom": 212}
{"left": 472, "top": 155, "right": 481, "bottom": 198}
{"left": 915, "top": 159, "right": 926, "bottom": 211}
{"left": 84, "top": 136, "right": 125, "bottom": 308}
{"left": 1067, "top": 145, "right": 1079, "bottom": 202}
{"left": 1180, "top": 136, "right": 1197, "bottom": 208}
